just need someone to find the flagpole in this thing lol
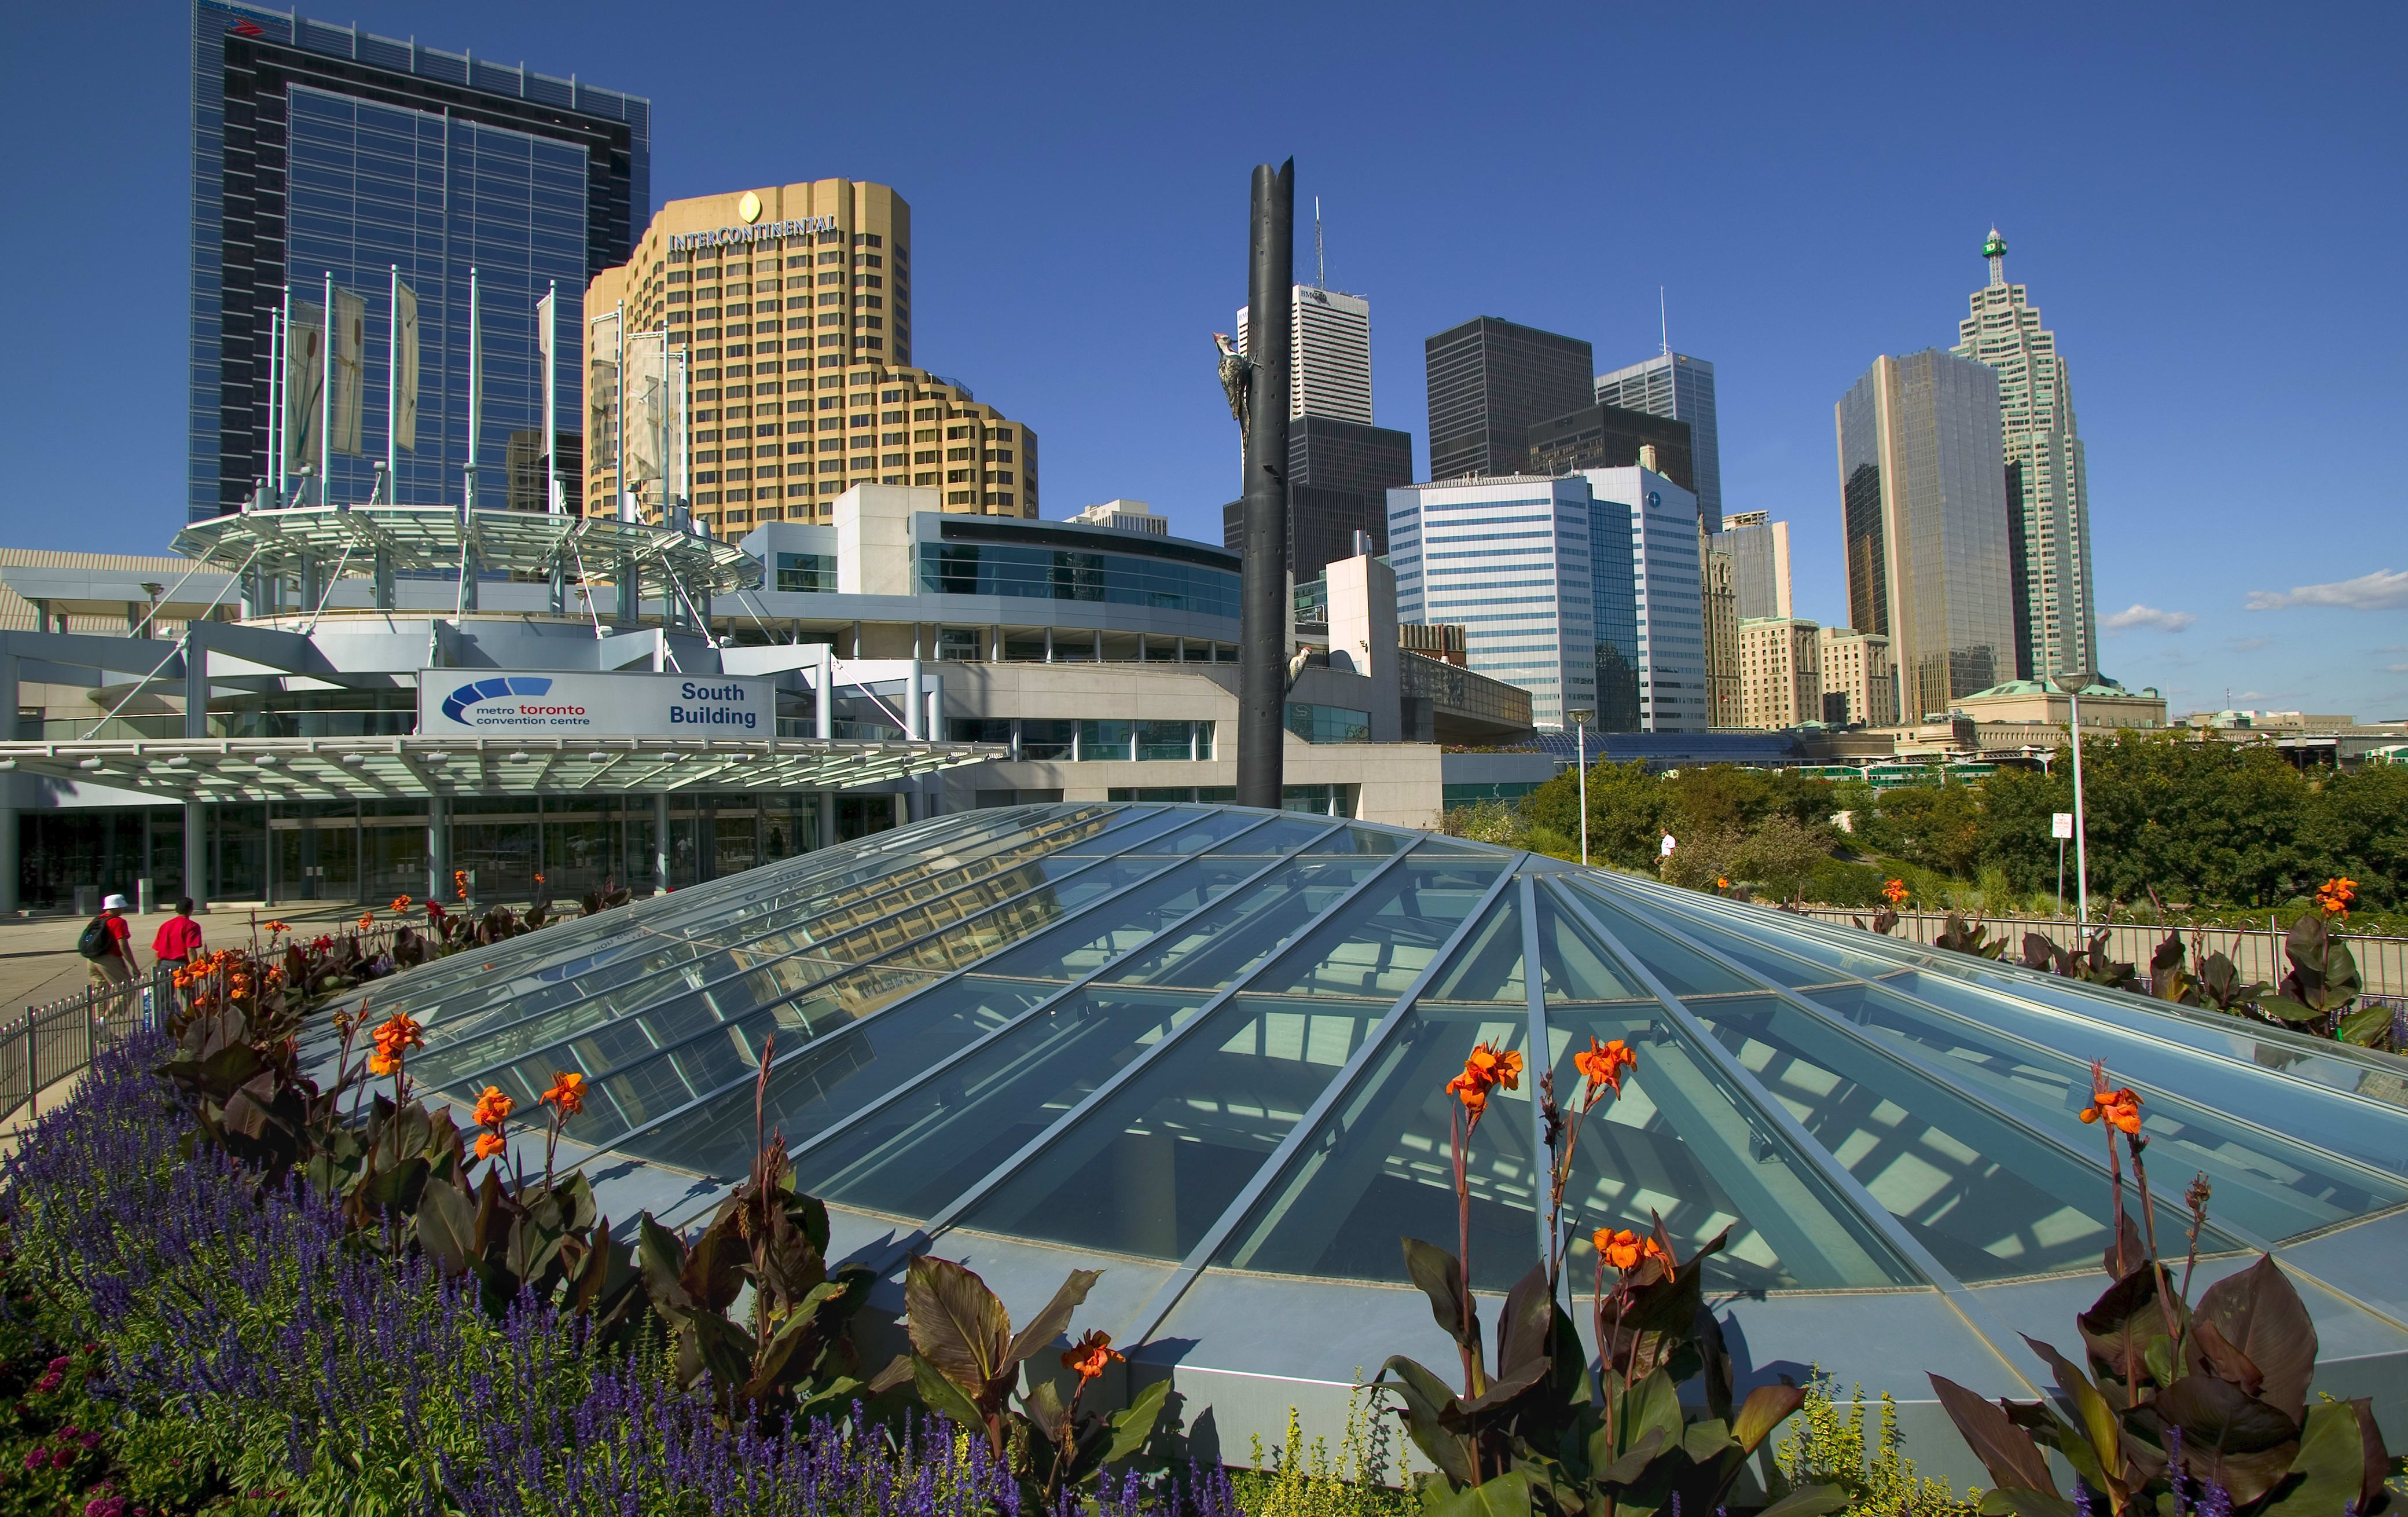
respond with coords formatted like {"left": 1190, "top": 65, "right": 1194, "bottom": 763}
{"left": 278, "top": 285, "right": 291, "bottom": 497}
{"left": 614, "top": 300, "right": 627, "bottom": 523}
{"left": 320, "top": 270, "right": 334, "bottom": 506}
{"left": 386, "top": 265, "right": 399, "bottom": 498}
{"left": 544, "top": 280, "right": 559, "bottom": 516}
{"left": 464, "top": 267, "right": 480, "bottom": 515}
{"left": 265, "top": 302, "right": 280, "bottom": 500}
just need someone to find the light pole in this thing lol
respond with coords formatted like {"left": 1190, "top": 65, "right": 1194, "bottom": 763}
{"left": 2045, "top": 670, "right": 2094, "bottom": 926}
{"left": 1568, "top": 710, "right": 1594, "bottom": 866}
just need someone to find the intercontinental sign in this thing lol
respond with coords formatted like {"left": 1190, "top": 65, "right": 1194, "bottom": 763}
{"left": 669, "top": 201, "right": 840, "bottom": 254}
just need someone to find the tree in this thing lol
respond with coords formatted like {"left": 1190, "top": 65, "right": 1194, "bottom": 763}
{"left": 1734, "top": 814, "right": 1838, "bottom": 904}
{"left": 1862, "top": 779, "right": 1985, "bottom": 878}
{"left": 2300, "top": 763, "right": 2408, "bottom": 911}
{"left": 1519, "top": 760, "right": 1669, "bottom": 871}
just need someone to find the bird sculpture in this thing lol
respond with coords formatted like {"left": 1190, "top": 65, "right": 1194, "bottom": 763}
{"left": 1213, "top": 333, "right": 1252, "bottom": 450}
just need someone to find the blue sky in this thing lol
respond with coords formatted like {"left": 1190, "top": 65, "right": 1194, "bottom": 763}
{"left": 5, "top": 1, "right": 2402, "bottom": 719}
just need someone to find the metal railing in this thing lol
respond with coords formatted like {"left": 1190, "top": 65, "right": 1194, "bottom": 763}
{"left": 1793, "top": 906, "right": 2408, "bottom": 1003}
{"left": 0, "top": 968, "right": 168, "bottom": 1129}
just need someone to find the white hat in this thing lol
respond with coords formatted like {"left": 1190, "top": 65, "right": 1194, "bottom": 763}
{"left": 102, "top": 893, "right": 131, "bottom": 911}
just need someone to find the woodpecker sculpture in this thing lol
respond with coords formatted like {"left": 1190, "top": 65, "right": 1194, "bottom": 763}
{"left": 1213, "top": 332, "right": 1252, "bottom": 450}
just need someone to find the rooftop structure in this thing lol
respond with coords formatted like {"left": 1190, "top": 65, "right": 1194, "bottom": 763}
{"left": 332, "top": 800, "right": 2408, "bottom": 1485}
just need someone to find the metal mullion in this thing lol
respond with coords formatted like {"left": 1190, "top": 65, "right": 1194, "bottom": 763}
{"left": 1119, "top": 857, "right": 1524, "bottom": 1346}
{"left": 903, "top": 841, "right": 1426, "bottom": 1249}
{"left": 575, "top": 815, "right": 1332, "bottom": 1172}
{"left": 418, "top": 807, "right": 1133, "bottom": 1054}
{"left": 1573, "top": 883, "right": 2285, "bottom": 1255}
{"left": 1612, "top": 881, "right": 2408, "bottom": 1198}
{"left": 1543, "top": 876, "right": 2049, "bottom": 1398}
{"left": 1520, "top": 874, "right": 1554, "bottom": 1266}
{"left": 438, "top": 810, "right": 1190, "bottom": 1091}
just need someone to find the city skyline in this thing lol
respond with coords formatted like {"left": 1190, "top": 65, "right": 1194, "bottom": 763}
{"left": 3, "top": 1, "right": 2401, "bottom": 719}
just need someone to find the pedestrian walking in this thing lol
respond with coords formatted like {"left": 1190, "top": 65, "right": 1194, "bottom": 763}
{"left": 152, "top": 897, "right": 205, "bottom": 973}
{"left": 78, "top": 894, "right": 138, "bottom": 996}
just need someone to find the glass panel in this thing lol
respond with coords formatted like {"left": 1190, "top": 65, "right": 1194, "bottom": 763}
{"left": 1536, "top": 891, "right": 1650, "bottom": 1003}
{"left": 795, "top": 984, "right": 1217, "bottom": 1219}
{"left": 1421, "top": 892, "right": 1526, "bottom": 1005}
{"left": 1097, "top": 856, "right": 1396, "bottom": 991}
{"left": 952, "top": 991, "right": 1388, "bottom": 1258}
{"left": 1245, "top": 856, "right": 1507, "bottom": 999}
{"left": 968, "top": 851, "right": 1296, "bottom": 985}
{"left": 1789, "top": 977, "right": 2408, "bottom": 1248}
{"left": 1312, "top": 823, "right": 1414, "bottom": 856}
{"left": 1559, "top": 881, "right": 1760, "bottom": 996}
{"left": 616, "top": 974, "right": 1062, "bottom": 1179}
{"left": 1213, "top": 992, "right": 1914, "bottom": 1291}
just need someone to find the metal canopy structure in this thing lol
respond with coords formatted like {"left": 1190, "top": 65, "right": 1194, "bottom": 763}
{"left": 314, "top": 801, "right": 2408, "bottom": 1479}
{"left": 0, "top": 736, "right": 1000, "bottom": 803}
{"left": 171, "top": 504, "right": 763, "bottom": 606}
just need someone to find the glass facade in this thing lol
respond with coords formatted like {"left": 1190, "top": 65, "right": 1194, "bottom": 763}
{"left": 1584, "top": 468, "right": 1705, "bottom": 734}
{"left": 1838, "top": 353, "right": 2018, "bottom": 723}
{"left": 775, "top": 552, "right": 837, "bottom": 592}
{"left": 1595, "top": 353, "right": 1721, "bottom": 520}
{"left": 192, "top": 1, "right": 649, "bottom": 521}
{"left": 1587, "top": 497, "right": 1640, "bottom": 731}
{"left": 1283, "top": 703, "right": 1371, "bottom": 744}
{"left": 918, "top": 542, "right": 1239, "bottom": 618}
{"left": 1423, "top": 318, "right": 1595, "bottom": 480}
{"left": 1389, "top": 478, "right": 1598, "bottom": 731}
{"left": 353, "top": 802, "right": 2408, "bottom": 1300}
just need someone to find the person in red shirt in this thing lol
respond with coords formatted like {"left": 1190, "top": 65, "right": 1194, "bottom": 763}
{"left": 152, "top": 897, "right": 205, "bottom": 971}
{"left": 85, "top": 893, "right": 137, "bottom": 991}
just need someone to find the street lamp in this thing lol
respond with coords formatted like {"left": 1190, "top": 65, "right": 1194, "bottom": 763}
{"left": 2042, "top": 669, "right": 2094, "bottom": 926}
{"left": 1566, "top": 710, "right": 1595, "bottom": 867}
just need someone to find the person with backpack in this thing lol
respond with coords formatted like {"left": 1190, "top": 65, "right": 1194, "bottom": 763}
{"left": 152, "top": 897, "right": 204, "bottom": 973}
{"left": 78, "top": 893, "right": 137, "bottom": 992}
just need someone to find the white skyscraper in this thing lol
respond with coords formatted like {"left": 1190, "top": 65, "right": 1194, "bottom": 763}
{"left": 1387, "top": 475, "right": 1596, "bottom": 731}
{"left": 1952, "top": 229, "right": 2096, "bottom": 682}
{"left": 1237, "top": 285, "right": 1372, "bottom": 424}
{"left": 1585, "top": 465, "right": 1708, "bottom": 733}
{"left": 1596, "top": 352, "right": 1720, "bottom": 520}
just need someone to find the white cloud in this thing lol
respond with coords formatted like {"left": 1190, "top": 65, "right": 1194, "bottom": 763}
{"left": 2244, "top": 568, "right": 2408, "bottom": 611}
{"left": 2102, "top": 603, "right": 2196, "bottom": 634}
{"left": 2227, "top": 636, "right": 2271, "bottom": 651}
{"left": 2388, "top": 664, "right": 2408, "bottom": 675}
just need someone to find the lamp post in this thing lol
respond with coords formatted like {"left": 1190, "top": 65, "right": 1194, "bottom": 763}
{"left": 2044, "top": 669, "right": 2094, "bottom": 926}
{"left": 1567, "top": 710, "right": 1594, "bottom": 866}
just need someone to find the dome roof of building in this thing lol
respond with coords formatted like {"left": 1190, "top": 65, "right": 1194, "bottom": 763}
{"left": 325, "top": 802, "right": 2408, "bottom": 1474}
{"left": 1963, "top": 675, "right": 2132, "bottom": 698}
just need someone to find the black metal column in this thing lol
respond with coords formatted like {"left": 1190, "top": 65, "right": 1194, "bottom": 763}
{"left": 1236, "top": 159, "right": 1294, "bottom": 810}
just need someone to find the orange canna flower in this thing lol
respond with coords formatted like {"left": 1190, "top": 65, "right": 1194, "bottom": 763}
{"left": 2315, "top": 877, "right": 2357, "bottom": 919}
{"left": 1715, "top": 877, "right": 1730, "bottom": 891}
{"left": 1574, "top": 1037, "right": 1636, "bottom": 1097}
{"left": 2078, "top": 1060, "right": 2143, "bottom": 1135}
{"left": 391, "top": 895, "right": 413, "bottom": 914}
{"left": 370, "top": 1012, "right": 425, "bottom": 1068}
{"left": 368, "top": 1051, "right": 399, "bottom": 1076}
{"left": 1882, "top": 879, "right": 1909, "bottom": 907}
{"left": 1061, "top": 1329, "right": 1122, "bottom": 1383}
{"left": 262, "top": 921, "right": 291, "bottom": 935}
{"left": 454, "top": 869, "right": 469, "bottom": 900}
{"left": 473, "top": 1131, "right": 508, "bottom": 1161}
{"left": 1445, "top": 1069, "right": 1491, "bottom": 1117}
{"left": 472, "top": 1085, "right": 515, "bottom": 1130}
{"left": 540, "top": 1071, "right": 587, "bottom": 1117}
{"left": 1464, "top": 1042, "right": 1523, "bottom": 1091}
{"left": 1594, "top": 1227, "right": 1667, "bottom": 1273}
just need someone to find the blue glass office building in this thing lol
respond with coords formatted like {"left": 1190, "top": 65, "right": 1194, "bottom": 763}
{"left": 190, "top": 1, "right": 650, "bottom": 521}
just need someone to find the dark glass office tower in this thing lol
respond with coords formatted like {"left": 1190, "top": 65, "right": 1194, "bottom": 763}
{"left": 1424, "top": 317, "right": 1594, "bottom": 479}
{"left": 1526, "top": 402, "right": 1695, "bottom": 493}
{"left": 190, "top": 1, "right": 649, "bottom": 521}
{"left": 1220, "top": 416, "right": 1414, "bottom": 586}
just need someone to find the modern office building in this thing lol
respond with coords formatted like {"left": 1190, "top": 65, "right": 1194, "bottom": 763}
{"left": 1953, "top": 229, "right": 2097, "bottom": 683}
{"left": 1818, "top": 626, "right": 1899, "bottom": 727}
{"left": 1837, "top": 351, "right": 2018, "bottom": 724}
{"left": 1067, "top": 500, "right": 1167, "bottom": 534}
{"left": 1425, "top": 318, "right": 1594, "bottom": 479}
{"left": 584, "top": 183, "right": 1037, "bottom": 535}
{"left": 1711, "top": 511, "right": 1793, "bottom": 620}
{"left": 1237, "top": 285, "right": 1372, "bottom": 424}
{"left": 1739, "top": 617, "right": 1823, "bottom": 730}
{"left": 1387, "top": 476, "right": 1601, "bottom": 731}
{"left": 1584, "top": 465, "right": 1708, "bottom": 734}
{"left": 1596, "top": 352, "right": 1722, "bottom": 520}
{"left": 1221, "top": 416, "right": 1415, "bottom": 587}
{"left": 189, "top": 0, "right": 650, "bottom": 522}
{"left": 1526, "top": 402, "right": 1696, "bottom": 495}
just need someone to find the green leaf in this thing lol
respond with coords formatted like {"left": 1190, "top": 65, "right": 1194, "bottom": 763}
{"left": 2022, "top": 1336, "right": 2121, "bottom": 1490}
{"left": 637, "top": 1213, "right": 696, "bottom": 1318}
{"left": 677, "top": 1310, "right": 757, "bottom": 1397}
{"left": 2261, "top": 997, "right": 2328, "bottom": 1024}
{"left": 1731, "top": 1382, "right": 1806, "bottom": 1454}
{"left": 1104, "top": 1376, "right": 1170, "bottom": 1465}
{"left": 1622, "top": 1370, "right": 1684, "bottom": 1460}
{"left": 1756, "top": 1485, "right": 1853, "bottom": 1517}
{"left": 413, "top": 1179, "right": 476, "bottom": 1276}
{"left": 1586, "top": 1423, "right": 1665, "bottom": 1487}
{"left": 2337, "top": 1005, "right": 2392, "bottom": 1046}
{"left": 1422, "top": 1468, "right": 1532, "bottom": 1517}
{"left": 2259, "top": 1402, "right": 2369, "bottom": 1516}
{"left": 904, "top": 1255, "right": 1014, "bottom": 1404}
{"left": 1378, "top": 1355, "right": 1477, "bottom": 1489}
{"left": 1975, "top": 1490, "right": 2079, "bottom": 1517}
{"left": 1680, "top": 1417, "right": 1734, "bottom": 1464}
{"left": 910, "top": 1351, "right": 992, "bottom": 1436}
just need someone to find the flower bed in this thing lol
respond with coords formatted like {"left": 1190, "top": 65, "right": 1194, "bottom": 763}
{"left": 0, "top": 1033, "right": 1235, "bottom": 1515}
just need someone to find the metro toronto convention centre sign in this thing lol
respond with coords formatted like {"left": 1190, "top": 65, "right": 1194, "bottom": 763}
{"left": 417, "top": 670, "right": 775, "bottom": 738}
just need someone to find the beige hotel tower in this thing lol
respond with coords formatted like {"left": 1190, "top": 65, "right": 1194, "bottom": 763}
{"left": 585, "top": 179, "right": 1037, "bottom": 536}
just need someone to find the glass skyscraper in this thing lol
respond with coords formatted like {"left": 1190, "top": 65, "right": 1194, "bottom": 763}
{"left": 190, "top": 0, "right": 649, "bottom": 521}
{"left": 1585, "top": 466, "right": 1708, "bottom": 734}
{"left": 1423, "top": 318, "right": 1594, "bottom": 481}
{"left": 1596, "top": 353, "right": 1720, "bottom": 521}
{"left": 1836, "top": 351, "right": 2018, "bottom": 724}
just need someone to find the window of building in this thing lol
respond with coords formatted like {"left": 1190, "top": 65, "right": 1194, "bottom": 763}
{"left": 1284, "top": 703, "right": 1372, "bottom": 744}
{"left": 774, "top": 552, "right": 835, "bottom": 592}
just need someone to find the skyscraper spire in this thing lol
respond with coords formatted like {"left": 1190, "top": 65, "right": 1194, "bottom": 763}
{"left": 1983, "top": 226, "right": 2008, "bottom": 287}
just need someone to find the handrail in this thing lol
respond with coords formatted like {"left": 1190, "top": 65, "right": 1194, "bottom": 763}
{"left": 0, "top": 966, "right": 170, "bottom": 1131}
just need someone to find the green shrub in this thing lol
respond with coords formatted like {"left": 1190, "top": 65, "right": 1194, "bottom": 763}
{"left": 1234, "top": 1387, "right": 1412, "bottom": 1517}
{"left": 1774, "top": 1371, "right": 1976, "bottom": 1516}
{"left": 1803, "top": 858, "right": 1889, "bottom": 908}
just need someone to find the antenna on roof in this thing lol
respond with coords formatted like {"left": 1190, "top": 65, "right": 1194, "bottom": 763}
{"left": 1314, "top": 197, "right": 1325, "bottom": 290}
{"left": 1659, "top": 287, "right": 1669, "bottom": 357}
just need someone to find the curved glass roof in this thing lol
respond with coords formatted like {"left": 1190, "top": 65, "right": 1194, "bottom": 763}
{"left": 355, "top": 802, "right": 2408, "bottom": 1308}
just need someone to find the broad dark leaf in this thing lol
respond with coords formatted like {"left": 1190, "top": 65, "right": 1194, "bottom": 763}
{"left": 1755, "top": 1485, "right": 1852, "bottom": 1517}
{"left": 2260, "top": 1402, "right": 2370, "bottom": 1516}
{"left": 2022, "top": 1336, "right": 2125, "bottom": 1494}
{"left": 2189, "top": 1318, "right": 2264, "bottom": 1397}
{"left": 745, "top": 1307, "right": 835, "bottom": 1401}
{"left": 1001, "top": 1266, "right": 1103, "bottom": 1373}
{"left": 637, "top": 1213, "right": 697, "bottom": 1317}
{"left": 1019, "top": 1376, "right": 1066, "bottom": 1439}
{"left": 414, "top": 1179, "right": 476, "bottom": 1275}
{"left": 1104, "top": 1377, "right": 1170, "bottom": 1466}
{"left": 2190, "top": 1255, "right": 2316, "bottom": 1425}
{"left": 2099, "top": 1210, "right": 2146, "bottom": 1278}
{"left": 677, "top": 1310, "right": 758, "bottom": 1398}
{"left": 2153, "top": 1373, "right": 2300, "bottom": 1508}
{"left": 1402, "top": 1236, "right": 1471, "bottom": 1342}
{"left": 1694, "top": 1305, "right": 1735, "bottom": 1423}
{"left": 2347, "top": 1397, "right": 2395, "bottom": 1515}
{"left": 905, "top": 1255, "right": 1014, "bottom": 1402}
{"left": 911, "top": 1352, "right": 992, "bottom": 1440}
{"left": 1376, "top": 1355, "right": 1476, "bottom": 1487}
{"left": 1422, "top": 1468, "right": 1532, "bottom": 1517}
{"left": 1495, "top": 1262, "right": 1554, "bottom": 1380}
{"left": 1927, "top": 1373, "right": 2059, "bottom": 1496}
{"left": 681, "top": 1211, "right": 748, "bottom": 1313}
{"left": 2077, "top": 1263, "right": 2179, "bottom": 1393}
{"left": 1587, "top": 1423, "right": 1665, "bottom": 1487}
{"left": 1732, "top": 1383, "right": 1805, "bottom": 1454}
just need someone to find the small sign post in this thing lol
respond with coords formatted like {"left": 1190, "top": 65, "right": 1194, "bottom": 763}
{"left": 2051, "top": 812, "right": 2075, "bottom": 915}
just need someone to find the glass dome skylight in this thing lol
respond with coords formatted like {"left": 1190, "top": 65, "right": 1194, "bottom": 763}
{"left": 354, "top": 801, "right": 2408, "bottom": 1313}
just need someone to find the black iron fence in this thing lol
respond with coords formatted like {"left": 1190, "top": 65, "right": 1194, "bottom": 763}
{"left": 0, "top": 968, "right": 168, "bottom": 1130}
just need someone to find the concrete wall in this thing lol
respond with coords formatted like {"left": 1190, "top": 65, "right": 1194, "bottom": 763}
{"left": 836, "top": 485, "right": 929, "bottom": 596}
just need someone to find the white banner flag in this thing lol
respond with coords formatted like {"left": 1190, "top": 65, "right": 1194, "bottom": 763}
{"left": 330, "top": 288, "right": 368, "bottom": 456}
{"left": 393, "top": 280, "right": 420, "bottom": 452}
{"left": 588, "top": 308, "right": 621, "bottom": 480}
{"left": 284, "top": 302, "right": 325, "bottom": 475}
{"left": 623, "top": 331, "right": 676, "bottom": 492}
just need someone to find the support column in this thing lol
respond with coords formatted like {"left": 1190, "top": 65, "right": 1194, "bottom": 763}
{"left": 904, "top": 659, "right": 924, "bottom": 742}
{"left": 425, "top": 794, "right": 448, "bottom": 905}
{"left": 816, "top": 791, "right": 836, "bottom": 853}
{"left": 0, "top": 653, "right": 16, "bottom": 913}
{"left": 184, "top": 803, "right": 207, "bottom": 912}
{"left": 814, "top": 644, "right": 835, "bottom": 741}
{"left": 890, "top": 793, "right": 907, "bottom": 830}
{"left": 182, "top": 633, "right": 209, "bottom": 911}
{"left": 1236, "top": 159, "right": 1295, "bottom": 809}
{"left": 653, "top": 792, "right": 671, "bottom": 895}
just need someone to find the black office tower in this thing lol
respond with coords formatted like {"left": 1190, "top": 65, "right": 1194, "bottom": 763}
{"left": 1424, "top": 317, "right": 1594, "bottom": 479}
{"left": 1221, "top": 416, "right": 1414, "bottom": 585}
{"left": 1527, "top": 402, "right": 1697, "bottom": 493}
{"left": 191, "top": 1, "right": 650, "bottom": 521}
